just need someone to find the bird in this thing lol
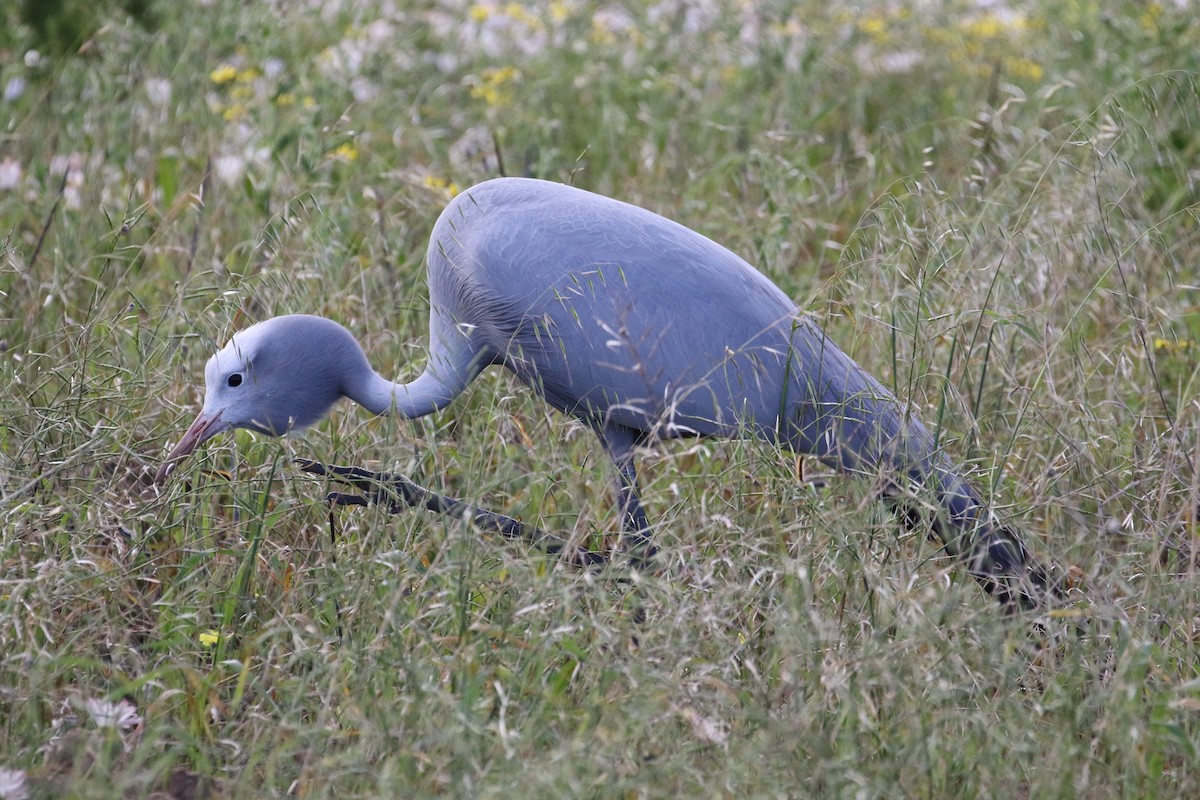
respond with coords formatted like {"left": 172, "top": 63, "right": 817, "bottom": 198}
{"left": 156, "top": 176, "right": 1059, "bottom": 610}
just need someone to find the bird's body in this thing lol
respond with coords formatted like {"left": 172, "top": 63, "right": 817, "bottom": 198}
{"left": 159, "top": 177, "right": 1056, "bottom": 609}
{"left": 428, "top": 179, "right": 902, "bottom": 454}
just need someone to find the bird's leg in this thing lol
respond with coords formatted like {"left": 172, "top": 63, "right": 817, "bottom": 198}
{"left": 325, "top": 508, "right": 345, "bottom": 639}
{"left": 296, "top": 459, "right": 609, "bottom": 568}
{"left": 613, "top": 459, "right": 656, "bottom": 570}
{"left": 599, "top": 424, "right": 657, "bottom": 570}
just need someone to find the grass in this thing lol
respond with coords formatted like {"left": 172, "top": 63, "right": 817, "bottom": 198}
{"left": 2, "top": 0, "right": 1200, "bottom": 796}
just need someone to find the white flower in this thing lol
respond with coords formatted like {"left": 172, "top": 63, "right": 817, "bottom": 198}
{"left": 0, "top": 158, "right": 21, "bottom": 190}
{"left": 64, "top": 154, "right": 85, "bottom": 210}
{"left": 84, "top": 697, "right": 143, "bottom": 730}
{"left": 46, "top": 152, "right": 85, "bottom": 209}
{"left": 145, "top": 77, "right": 172, "bottom": 106}
{"left": 364, "top": 19, "right": 395, "bottom": 46}
{"left": 877, "top": 50, "right": 925, "bottom": 75}
{"left": 350, "top": 76, "right": 379, "bottom": 103}
{"left": 448, "top": 125, "right": 501, "bottom": 173}
{"left": 214, "top": 153, "right": 246, "bottom": 186}
{"left": 319, "top": 39, "right": 366, "bottom": 78}
{"left": 3, "top": 77, "right": 24, "bottom": 103}
{"left": 0, "top": 768, "right": 29, "bottom": 800}
{"left": 23, "top": 50, "right": 43, "bottom": 68}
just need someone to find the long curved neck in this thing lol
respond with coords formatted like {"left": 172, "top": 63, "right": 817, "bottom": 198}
{"left": 348, "top": 367, "right": 461, "bottom": 419}
{"left": 341, "top": 315, "right": 485, "bottom": 420}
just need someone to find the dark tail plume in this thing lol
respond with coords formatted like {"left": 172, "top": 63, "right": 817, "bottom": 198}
{"left": 887, "top": 474, "right": 1063, "bottom": 611}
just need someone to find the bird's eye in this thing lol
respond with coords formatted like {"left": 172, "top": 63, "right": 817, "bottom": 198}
{"left": 227, "top": 373, "right": 243, "bottom": 388}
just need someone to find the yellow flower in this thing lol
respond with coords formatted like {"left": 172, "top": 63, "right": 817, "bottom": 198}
{"left": 590, "top": 17, "right": 617, "bottom": 46}
{"left": 199, "top": 630, "right": 221, "bottom": 647}
{"left": 210, "top": 64, "right": 238, "bottom": 85}
{"left": 1154, "top": 338, "right": 1195, "bottom": 354}
{"left": 469, "top": 3, "right": 491, "bottom": 22}
{"left": 961, "top": 12, "right": 1026, "bottom": 42}
{"left": 1008, "top": 57, "right": 1044, "bottom": 82}
{"left": 422, "top": 174, "right": 460, "bottom": 197}
{"left": 236, "top": 67, "right": 261, "bottom": 83}
{"left": 962, "top": 13, "right": 1004, "bottom": 40}
{"left": 859, "top": 17, "right": 889, "bottom": 42}
{"left": 503, "top": 2, "right": 542, "bottom": 28}
{"left": 468, "top": 66, "right": 522, "bottom": 108}
{"left": 1140, "top": 2, "right": 1163, "bottom": 32}
{"left": 222, "top": 104, "right": 247, "bottom": 121}
{"left": 329, "top": 142, "right": 359, "bottom": 162}
{"left": 275, "top": 92, "right": 296, "bottom": 107}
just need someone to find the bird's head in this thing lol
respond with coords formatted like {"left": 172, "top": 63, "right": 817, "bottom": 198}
{"left": 155, "top": 315, "right": 372, "bottom": 483}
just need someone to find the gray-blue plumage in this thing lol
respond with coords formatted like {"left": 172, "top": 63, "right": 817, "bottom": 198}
{"left": 159, "top": 177, "right": 1056, "bottom": 609}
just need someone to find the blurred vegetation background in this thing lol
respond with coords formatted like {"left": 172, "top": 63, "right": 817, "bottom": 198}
{"left": 2, "top": 1, "right": 1199, "bottom": 797}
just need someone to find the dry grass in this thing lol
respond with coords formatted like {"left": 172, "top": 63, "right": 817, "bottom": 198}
{"left": 2, "top": 1, "right": 1200, "bottom": 797}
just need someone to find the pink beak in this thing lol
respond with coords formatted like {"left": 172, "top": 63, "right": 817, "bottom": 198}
{"left": 154, "top": 410, "right": 226, "bottom": 484}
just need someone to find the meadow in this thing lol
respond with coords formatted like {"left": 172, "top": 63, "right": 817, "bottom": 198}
{"left": 2, "top": 0, "right": 1200, "bottom": 796}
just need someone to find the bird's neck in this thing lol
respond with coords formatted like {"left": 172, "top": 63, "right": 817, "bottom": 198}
{"left": 348, "top": 367, "right": 461, "bottom": 419}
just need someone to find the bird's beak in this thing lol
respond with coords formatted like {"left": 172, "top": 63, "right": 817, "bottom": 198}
{"left": 154, "top": 410, "right": 226, "bottom": 484}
